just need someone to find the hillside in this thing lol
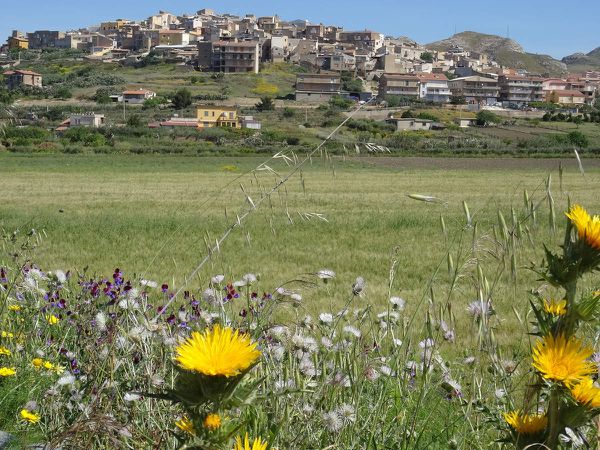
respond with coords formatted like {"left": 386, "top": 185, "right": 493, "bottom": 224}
{"left": 426, "top": 31, "right": 567, "bottom": 76}
{"left": 562, "top": 46, "right": 600, "bottom": 71}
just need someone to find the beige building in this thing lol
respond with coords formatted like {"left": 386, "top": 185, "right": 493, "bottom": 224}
{"left": 386, "top": 118, "right": 434, "bottom": 131}
{"left": 295, "top": 73, "right": 342, "bottom": 101}
{"left": 548, "top": 90, "right": 586, "bottom": 105}
{"left": 197, "top": 106, "right": 240, "bottom": 128}
{"left": 69, "top": 113, "right": 105, "bottom": 128}
{"left": 378, "top": 74, "right": 419, "bottom": 98}
{"left": 3, "top": 70, "right": 42, "bottom": 90}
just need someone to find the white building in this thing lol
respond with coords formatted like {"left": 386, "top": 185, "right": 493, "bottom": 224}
{"left": 416, "top": 73, "right": 451, "bottom": 103}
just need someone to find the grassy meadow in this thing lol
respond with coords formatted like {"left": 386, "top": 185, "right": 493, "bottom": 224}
{"left": 2, "top": 153, "right": 598, "bottom": 331}
{"left": 1, "top": 153, "right": 600, "bottom": 448}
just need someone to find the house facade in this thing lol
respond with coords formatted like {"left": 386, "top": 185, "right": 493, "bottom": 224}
{"left": 416, "top": 73, "right": 451, "bottom": 103}
{"left": 197, "top": 106, "right": 240, "bottom": 128}
{"left": 69, "top": 113, "right": 105, "bottom": 128}
{"left": 122, "top": 89, "right": 156, "bottom": 104}
{"left": 295, "top": 73, "right": 341, "bottom": 101}
{"left": 378, "top": 74, "right": 419, "bottom": 98}
{"left": 548, "top": 90, "right": 586, "bottom": 105}
{"left": 3, "top": 70, "right": 43, "bottom": 90}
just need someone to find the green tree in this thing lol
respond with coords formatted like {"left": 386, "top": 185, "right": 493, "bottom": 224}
{"left": 420, "top": 52, "right": 434, "bottom": 63}
{"left": 54, "top": 86, "right": 72, "bottom": 100}
{"left": 127, "top": 114, "right": 143, "bottom": 128}
{"left": 476, "top": 110, "right": 501, "bottom": 126}
{"left": 449, "top": 95, "right": 466, "bottom": 105}
{"left": 171, "top": 88, "right": 193, "bottom": 109}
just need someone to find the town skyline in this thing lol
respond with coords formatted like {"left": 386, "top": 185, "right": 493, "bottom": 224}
{"left": 2, "top": 0, "right": 599, "bottom": 59}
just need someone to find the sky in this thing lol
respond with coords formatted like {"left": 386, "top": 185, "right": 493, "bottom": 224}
{"left": 2, "top": 0, "right": 599, "bottom": 59}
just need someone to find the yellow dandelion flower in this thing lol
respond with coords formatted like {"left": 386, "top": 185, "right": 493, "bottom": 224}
{"left": 175, "top": 325, "right": 261, "bottom": 377}
{"left": 593, "top": 290, "right": 600, "bottom": 298}
{"left": 233, "top": 433, "right": 268, "bottom": 450}
{"left": 1, "top": 331, "right": 14, "bottom": 339}
{"left": 0, "top": 367, "right": 16, "bottom": 377}
{"left": 570, "top": 378, "right": 600, "bottom": 408}
{"left": 543, "top": 299, "right": 567, "bottom": 316}
{"left": 532, "top": 334, "right": 595, "bottom": 386}
{"left": 0, "top": 347, "right": 11, "bottom": 356}
{"left": 8, "top": 305, "right": 21, "bottom": 312}
{"left": 53, "top": 365, "right": 65, "bottom": 375}
{"left": 175, "top": 417, "right": 195, "bottom": 435}
{"left": 504, "top": 410, "right": 547, "bottom": 435}
{"left": 31, "top": 358, "right": 43, "bottom": 369}
{"left": 203, "top": 413, "right": 222, "bottom": 430}
{"left": 20, "top": 409, "right": 40, "bottom": 424}
{"left": 566, "top": 204, "right": 600, "bottom": 250}
{"left": 42, "top": 361, "right": 55, "bottom": 371}
{"left": 46, "top": 315, "right": 59, "bottom": 325}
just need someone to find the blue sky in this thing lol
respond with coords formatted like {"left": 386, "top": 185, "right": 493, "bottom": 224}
{"left": 3, "top": 0, "right": 599, "bottom": 58}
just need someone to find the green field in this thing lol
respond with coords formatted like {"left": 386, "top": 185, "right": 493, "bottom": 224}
{"left": 2, "top": 153, "right": 598, "bottom": 332}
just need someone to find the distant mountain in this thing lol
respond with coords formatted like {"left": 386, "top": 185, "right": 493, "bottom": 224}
{"left": 426, "top": 31, "right": 568, "bottom": 76}
{"left": 562, "top": 47, "right": 600, "bottom": 71}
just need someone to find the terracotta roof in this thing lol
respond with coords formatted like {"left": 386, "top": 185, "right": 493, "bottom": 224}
{"left": 4, "top": 69, "right": 42, "bottom": 76}
{"left": 415, "top": 72, "right": 448, "bottom": 81}
{"left": 554, "top": 90, "right": 585, "bottom": 97}
{"left": 123, "top": 89, "right": 154, "bottom": 95}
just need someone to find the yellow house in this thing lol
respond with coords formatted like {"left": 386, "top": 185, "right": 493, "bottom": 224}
{"left": 8, "top": 36, "right": 29, "bottom": 50}
{"left": 100, "top": 20, "right": 129, "bottom": 31}
{"left": 197, "top": 106, "right": 240, "bottom": 128}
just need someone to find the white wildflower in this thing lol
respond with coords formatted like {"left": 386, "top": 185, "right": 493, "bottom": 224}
{"left": 364, "top": 366, "right": 380, "bottom": 381}
{"left": 495, "top": 388, "right": 506, "bottom": 399}
{"left": 463, "top": 356, "right": 476, "bottom": 365}
{"left": 302, "top": 404, "right": 315, "bottom": 414}
{"left": 178, "top": 310, "right": 188, "bottom": 323}
{"left": 343, "top": 325, "right": 361, "bottom": 338}
{"left": 299, "top": 356, "right": 318, "bottom": 377}
{"left": 140, "top": 279, "right": 158, "bottom": 288}
{"left": 54, "top": 270, "right": 67, "bottom": 284}
{"left": 390, "top": 296, "right": 405, "bottom": 311}
{"left": 419, "top": 338, "right": 435, "bottom": 349}
{"left": 270, "top": 345, "right": 286, "bottom": 362}
{"left": 352, "top": 276, "right": 365, "bottom": 295}
{"left": 380, "top": 365, "right": 393, "bottom": 376}
{"left": 290, "top": 293, "right": 303, "bottom": 302}
{"left": 123, "top": 392, "right": 140, "bottom": 402}
{"left": 202, "top": 288, "right": 219, "bottom": 305}
{"left": 500, "top": 359, "right": 517, "bottom": 375}
{"left": 269, "top": 326, "right": 289, "bottom": 341}
{"left": 211, "top": 274, "right": 225, "bottom": 284}
{"left": 95, "top": 312, "right": 107, "bottom": 332}
{"left": 317, "top": 269, "right": 336, "bottom": 280}
{"left": 321, "top": 336, "right": 334, "bottom": 350}
{"left": 392, "top": 338, "right": 403, "bottom": 347}
{"left": 322, "top": 411, "right": 343, "bottom": 432}
{"left": 337, "top": 403, "right": 356, "bottom": 423}
{"left": 150, "top": 375, "right": 164, "bottom": 387}
{"left": 242, "top": 273, "right": 257, "bottom": 284}
{"left": 233, "top": 280, "right": 246, "bottom": 288}
{"left": 466, "top": 299, "right": 493, "bottom": 319}
{"left": 57, "top": 374, "right": 76, "bottom": 386}
{"left": 319, "top": 313, "right": 334, "bottom": 325}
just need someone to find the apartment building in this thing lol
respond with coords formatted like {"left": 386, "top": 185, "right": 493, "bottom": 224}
{"left": 498, "top": 75, "right": 544, "bottom": 105}
{"left": 295, "top": 73, "right": 341, "bottom": 101}
{"left": 26, "top": 30, "right": 65, "bottom": 49}
{"left": 338, "top": 30, "right": 384, "bottom": 55}
{"left": 416, "top": 73, "right": 451, "bottom": 103}
{"left": 448, "top": 76, "right": 499, "bottom": 105}
{"left": 378, "top": 74, "right": 419, "bottom": 98}
{"left": 197, "top": 40, "right": 259, "bottom": 74}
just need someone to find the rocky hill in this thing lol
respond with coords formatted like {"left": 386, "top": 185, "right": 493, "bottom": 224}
{"left": 562, "top": 47, "right": 600, "bottom": 71}
{"left": 426, "top": 31, "right": 568, "bottom": 76}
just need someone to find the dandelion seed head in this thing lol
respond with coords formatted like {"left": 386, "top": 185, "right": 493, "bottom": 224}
{"left": 319, "top": 313, "right": 334, "bottom": 325}
{"left": 352, "top": 276, "right": 365, "bottom": 296}
{"left": 419, "top": 338, "right": 435, "bottom": 349}
{"left": 343, "top": 325, "right": 361, "bottom": 338}
{"left": 380, "top": 365, "right": 393, "bottom": 376}
{"left": 390, "top": 296, "right": 405, "bottom": 310}
{"left": 242, "top": 273, "right": 257, "bottom": 284}
{"left": 463, "top": 356, "right": 476, "bottom": 365}
{"left": 95, "top": 312, "right": 107, "bottom": 332}
{"left": 124, "top": 392, "right": 140, "bottom": 402}
{"left": 466, "top": 299, "right": 492, "bottom": 319}
{"left": 322, "top": 411, "right": 344, "bottom": 432}
{"left": 337, "top": 403, "right": 356, "bottom": 422}
{"left": 202, "top": 288, "right": 220, "bottom": 305}
{"left": 57, "top": 374, "right": 76, "bottom": 386}
{"left": 140, "top": 279, "right": 158, "bottom": 288}
{"left": 321, "top": 336, "right": 333, "bottom": 350}
{"left": 392, "top": 338, "right": 403, "bottom": 347}
{"left": 495, "top": 388, "right": 506, "bottom": 399}
{"left": 211, "top": 274, "right": 225, "bottom": 284}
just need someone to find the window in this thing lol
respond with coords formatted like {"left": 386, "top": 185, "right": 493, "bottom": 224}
{"left": 204, "top": 111, "right": 209, "bottom": 117}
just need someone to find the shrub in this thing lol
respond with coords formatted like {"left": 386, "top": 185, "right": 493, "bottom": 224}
{"left": 171, "top": 89, "right": 193, "bottom": 109}
{"left": 567, "top": 130, "right": 589, "bottom": 148}
{"left": 54, "top": 86, "right": 72, "bottom": 100}
{"left": 476, "top": 110, "right": 501, "bottom": 126}
{"left": 282, "top": 107, "right": 295, "bottom": 118}
{"left": 256, "top": 96, "right": 275, "bottom": 112}
{"left": 417, "top": 112, "right": 439, "bottom": 121}
{"left": 328, "top": 95, "right": 353, "bottom": 110}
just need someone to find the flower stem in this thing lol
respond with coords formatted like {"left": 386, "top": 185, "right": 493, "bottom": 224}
{"left": 546, "top": 386, "right": 560, "bottom": 450}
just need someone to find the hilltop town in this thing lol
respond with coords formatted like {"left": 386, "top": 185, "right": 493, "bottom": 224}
{"left": 1, "top": 8, "right": 600, "bottom": 155}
